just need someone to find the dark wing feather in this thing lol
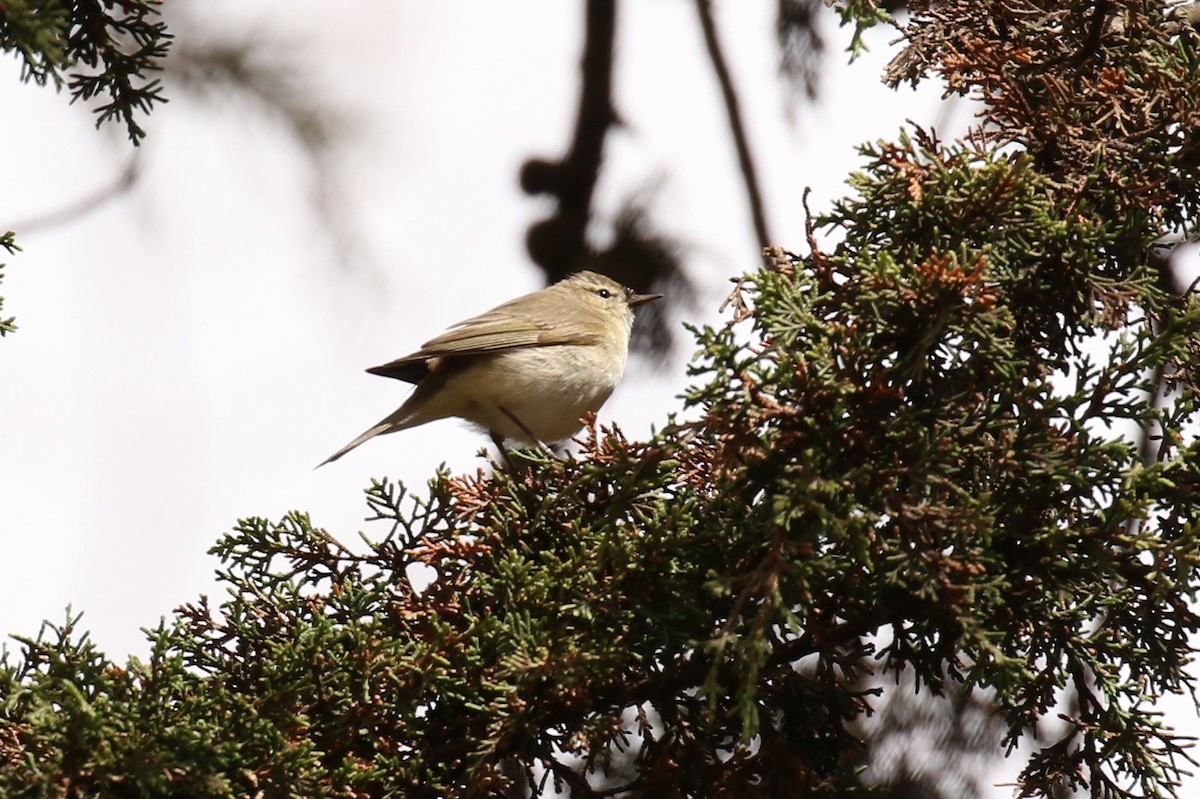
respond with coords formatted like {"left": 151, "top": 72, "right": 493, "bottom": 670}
{"left": 365, "top": 359, "right": 431, "bottom": 383}
{"left": 366, "top": 308, "right": 599, "bottom": 384}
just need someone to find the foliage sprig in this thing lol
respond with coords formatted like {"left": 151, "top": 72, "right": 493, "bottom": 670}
{"left": 1, "top": 0, "right": 171, "bottom": 144}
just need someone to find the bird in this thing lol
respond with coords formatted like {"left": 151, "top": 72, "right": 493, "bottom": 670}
{"left": 319, "top": 271, "right": 662, "bottom": 466}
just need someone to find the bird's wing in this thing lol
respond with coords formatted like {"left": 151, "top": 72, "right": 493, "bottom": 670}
{"left": 366, "top": 309, "right": 599, "bottom": 383}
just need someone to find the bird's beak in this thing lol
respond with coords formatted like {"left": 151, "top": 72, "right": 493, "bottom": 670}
{"left": 627, "top": 291, "right": 663, "bottom": 307}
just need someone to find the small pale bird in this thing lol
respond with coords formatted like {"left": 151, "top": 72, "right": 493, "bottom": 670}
{"left": 319, "top": 271, "right": 661, "bottom": 465}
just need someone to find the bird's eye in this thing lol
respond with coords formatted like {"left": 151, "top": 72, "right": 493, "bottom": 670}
{"left": 595, "top": 288, "right": 612, "bottom": 299}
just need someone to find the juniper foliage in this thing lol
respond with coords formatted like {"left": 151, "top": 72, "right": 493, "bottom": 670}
{"left": 0, "top": 0, "right": 171, "bottom": 331}
{"left": 3, "top": 1, "right": 1200, "bottom": 798}
{"left": 1, "top": 0, "right": 171, "bottom": 145}
{"left": 0, "top": 232, "right": 17, "bottom": 337}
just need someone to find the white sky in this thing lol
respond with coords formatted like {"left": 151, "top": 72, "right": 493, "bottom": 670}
{"left": 0, "top": 2, "right": 1195, "bottom": 796}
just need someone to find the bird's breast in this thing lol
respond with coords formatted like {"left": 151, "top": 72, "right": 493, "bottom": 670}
{"left": 464, "top": 343, "right": 628, "bottom": 442}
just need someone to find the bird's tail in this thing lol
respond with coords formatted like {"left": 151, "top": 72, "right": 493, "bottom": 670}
{"left": 317, "top": 377, "right": 443, "bottom": 467}
{"left": 317, "top": 411, "right": 410, "bottom": 468}
{"left": 317, "top": 423, "right": 391, "bottom": 467}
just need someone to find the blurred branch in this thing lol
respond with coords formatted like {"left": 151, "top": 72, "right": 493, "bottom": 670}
{"left": 775, "top": 0, "right": 826, "bottom": 101}
{"left": 157, "top": 19, "right": 359, "bottom": 271}
{"left": 694, "top": 0, "right": 772, "bottom": 251}
{"left": 858, "top": 672, "right": 1005, "bottom": 799}
{"left": 521, "top": 0, "right": 619, "bottom": 282}
{"left": 1, "top": 156, "right": 141, "bottom": 234}
{"left": 521, "top": 0, "right": 690, "bottom": 355}
{"left": 589, "top": 195, "right": 693, "bottom": 358}
{"left": 167, "top": 37, "right": 333, "bottom": 160}
{"left": 3, "top": 15, "right": 354, "bottom": 268}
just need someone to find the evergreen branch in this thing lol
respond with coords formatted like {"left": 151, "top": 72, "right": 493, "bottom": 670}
{"left": 0, "top": 0, "right": 172, "bottom": 144}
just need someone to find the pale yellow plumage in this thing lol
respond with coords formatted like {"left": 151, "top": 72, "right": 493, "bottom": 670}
{"left": 319, "top": 271, "right": 660, "bottom": 466}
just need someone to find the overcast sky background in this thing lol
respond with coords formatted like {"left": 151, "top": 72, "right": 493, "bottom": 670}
{"left": 1, "top": 2, "right": 1196, "bottom": 795}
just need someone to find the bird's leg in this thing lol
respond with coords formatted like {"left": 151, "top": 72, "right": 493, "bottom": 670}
{"left": 497, "top": 405, "right": 554, "bottom": 456}
{"left": 490, "top": 431, "right": 519, "bottom": 472}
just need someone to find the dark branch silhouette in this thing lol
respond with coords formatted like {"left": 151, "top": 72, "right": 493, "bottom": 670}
{"left": 775, "top": 0, "right": 827, "bottom": 101}
{"left": 520, "top": 0, "right": 689, "bottom": 355}
{"left": 695, "top": 0, "right": 773, "bottom": 250}
{"left": 2, "top": 156, "right": 141, "bottom": 233}
{"left": 521, "top": 0, "right": 618, "bottom": 284}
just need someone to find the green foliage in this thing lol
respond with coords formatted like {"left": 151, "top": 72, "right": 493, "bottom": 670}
{"left": 0, "top": 232, "right": 17, "bottom": 337}
{"left": 3, "top": 171, "right": 1199, "bottom": 795}
{"left": 2, "top": 1, "right": 1200, "bottom": 798}
{"left": 1, "top": 1, "right": 170, "bottom": 334}
{"left": 1, "top": 0, "right": 171, "bottom": 144}
{"left": 831, "top": 0, "right": 894, "bottom": 58}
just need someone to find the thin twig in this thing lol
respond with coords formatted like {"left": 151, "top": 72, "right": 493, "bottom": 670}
{"left": 4, "top": 155, "right": 142, "bottom": 233}
{"left": 694, "top": 0, "right": 773, "bottom": 251}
